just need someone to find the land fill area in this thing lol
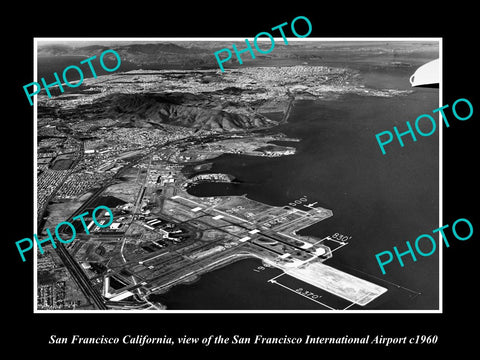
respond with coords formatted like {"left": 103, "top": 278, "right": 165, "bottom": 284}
{"left": 36, "top": 41, "right": 437, "bottom": 310}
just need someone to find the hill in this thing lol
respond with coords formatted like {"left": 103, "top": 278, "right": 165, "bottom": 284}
{"left": 41, "top": 92, "right": 276, "bottom": 132}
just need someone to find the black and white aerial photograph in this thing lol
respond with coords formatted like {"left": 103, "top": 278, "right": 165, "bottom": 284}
{"left": 6, "top": 4, "right": 479, "bottom": 356}
{"left": 34, "top": 39, "right": 440, "bottom": 312}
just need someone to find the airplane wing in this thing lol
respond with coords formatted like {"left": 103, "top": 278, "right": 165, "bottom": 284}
{"left": 410, "top": 58, "right": 439, "bottom": 88}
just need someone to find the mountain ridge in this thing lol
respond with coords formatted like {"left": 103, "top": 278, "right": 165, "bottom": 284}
{"left": 39, "top": 92, "right": 276, "bottom": 132}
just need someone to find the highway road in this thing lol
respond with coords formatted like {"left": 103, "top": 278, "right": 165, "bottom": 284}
{"left": 55, "top": 244, "right": 107, "bottom": 310}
